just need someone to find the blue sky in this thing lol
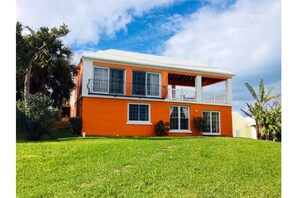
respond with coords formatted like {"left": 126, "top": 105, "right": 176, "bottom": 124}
{"left": 16, "top": 0, "right": 281, "bottom": 113}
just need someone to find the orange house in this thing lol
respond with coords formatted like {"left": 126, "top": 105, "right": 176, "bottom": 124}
{"left": 70, "top": 49, "right": 235, "bottom": 137}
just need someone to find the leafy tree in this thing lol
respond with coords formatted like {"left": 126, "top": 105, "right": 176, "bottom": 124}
{"left": 241, "top": 79, "right": 281, "bottom": 140}
{"left": 16, "top": 93, "right": 58, "bottom": 141}
{"left": 263, "top": 102, "right": 281, "bottom": 141}
{"left": 16, "top": 22, "right": 77, "bottom": 108}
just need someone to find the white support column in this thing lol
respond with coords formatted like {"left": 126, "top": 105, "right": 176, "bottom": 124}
{"left": 226, "top": 78, "right": 232, "bottom": 105}
{"left": 195, "top": 76, "right": 202, "bottom": 103}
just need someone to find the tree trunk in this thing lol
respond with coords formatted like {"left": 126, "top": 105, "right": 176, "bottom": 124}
{"left": 24, "top": 60, "right": 32, "bottom": 104}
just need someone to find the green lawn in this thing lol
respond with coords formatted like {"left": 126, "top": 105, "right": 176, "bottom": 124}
{"left": 17, "top": 136, "right": 281, "bottom": 197}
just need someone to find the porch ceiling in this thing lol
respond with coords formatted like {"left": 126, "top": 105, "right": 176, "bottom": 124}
{"left": 168, "top": 73, "right": 195, "bottom": 86}
{"left": 168, "top": 73, "right": 226, "bottom": 87}
{"left": 202, "top": 77, "right": 225, "bottom": 87}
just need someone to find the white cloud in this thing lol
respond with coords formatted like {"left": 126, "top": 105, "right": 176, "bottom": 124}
{"left": 16, "top": 0, "right": 177, "bottom": 45}
{"left": 162, "top": 0, "right": 281, "bottom": 77}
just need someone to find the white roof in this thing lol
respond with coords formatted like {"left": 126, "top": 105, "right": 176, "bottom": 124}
{"left": 245, "top": 117, "right": 256, "bottom": 126}
{"left": 82, "top": 49, "right": 235, "bottom": 77}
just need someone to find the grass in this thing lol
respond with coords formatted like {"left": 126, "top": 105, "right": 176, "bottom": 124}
{"left": 17, "top": 136, "right": 281, "bottom": 197}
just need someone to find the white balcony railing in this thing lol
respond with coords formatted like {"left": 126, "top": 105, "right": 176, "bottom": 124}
{"left": 167, "top": 87, "right": 228, "bottom": 104}
{"left": 167, "top": 88, "right": 196, "bottom": 102}
{"left": 202, "top": 91, "right": 228, "bottom": 104}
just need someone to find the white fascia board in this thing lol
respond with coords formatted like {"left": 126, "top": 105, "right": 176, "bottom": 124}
{"left": 82, "top": 55, "right": 235, "bottom": 78}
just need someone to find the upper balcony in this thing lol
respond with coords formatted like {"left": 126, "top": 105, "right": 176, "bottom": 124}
{"left": 87, "top": 72, "right": 232, "bottom": 106}
{"left": 87, "top": 79, "right": 168, "bottom": 99}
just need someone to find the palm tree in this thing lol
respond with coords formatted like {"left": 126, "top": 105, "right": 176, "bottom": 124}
{"left": 16, "top": 22, "right": 77, "bottom": 108}
{"left": 241, "top": 79, "right": 280, "bottom": 139}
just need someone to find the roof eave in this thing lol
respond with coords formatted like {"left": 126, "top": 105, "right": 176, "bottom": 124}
{"left": 82, "top": 54, "right": 235, "bottom": 78}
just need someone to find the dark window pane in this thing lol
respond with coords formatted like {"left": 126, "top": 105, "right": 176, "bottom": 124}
{"left": 139, "top": 105, "right": 149, "bottom": 121}
{"left": 170, "top": 118, "right": 179, "bottom": 130}
{"left": 129, "top": 104, "right": 139, "bottom": 121}
{"left": 203, "top": 112, "right": 211, "bottom": 133}
{"left": 180, "top": 107, "right": 188, "bottom": 118}
{"left": 180, "top": 118, "right": 189, "bottom": 130}
{"left": 109, "top": 69, "right": 124, "bottom": 94}
{"left": 132, "top": 71, "right": 146, "bottom": 95}
{"left": 170, "top": 107, "right": 178, "bottom": 118}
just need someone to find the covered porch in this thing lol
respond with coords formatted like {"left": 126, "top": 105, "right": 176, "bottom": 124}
{"left": 167, "top": 73, "right": 232, "bottom": 105}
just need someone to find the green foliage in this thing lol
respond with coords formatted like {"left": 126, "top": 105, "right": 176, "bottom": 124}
{"left": 154, "top": 120, "right": 170, "bottom": 136}
{"left": 16, "top": 22, "right": 77, "bottom": 108}
{"left": 16, "top": 93, "right": 58, "bottom": 141}
{"left": 193, "top": 116, "right": 206, "bottom": 135}
{"left": 263, "top": 102, "right": 281, "bottom": 141}
{"left": 69, "top": 118, "right": 82, "bottom": 135}
{"left": 241, "top": 79, "right": 281, "bottom": 141}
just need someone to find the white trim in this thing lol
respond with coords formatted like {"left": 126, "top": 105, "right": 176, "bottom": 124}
{"left": 202, "top": 132, "right": 220, "bottom": 136}
{"left": 126, "top": 121, "right": 152, "bottom": 125}
{"left": 82, "top": 95, "right": 232, "bottom": 106}
{"left": 169, "top": 105, "right": 190, "bottom": 131}
{"left": 202, "top": 111, "right": 221, "bottom": 135}
{"left": 169, "top": 130, "right": 192, "bottom": 134}
{"left": 127, "top": 103, "right": 151, "bottom": 124}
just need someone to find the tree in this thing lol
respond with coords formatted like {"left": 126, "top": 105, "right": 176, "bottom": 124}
{"left": 263, "top": 102, "right": 281, "bottom": 141}
{"left": 241, "top": 79, "right": 281, "bottom": 140}
{"left": 16, "top": 93, "right": 58, "bottom": 141}
{"left": 16, "top": 22, "right": 77, "bottom": 108}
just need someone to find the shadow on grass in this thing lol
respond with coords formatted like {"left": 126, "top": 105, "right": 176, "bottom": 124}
{"left": 17, "top": 131, "right": 208, "bottom": 143}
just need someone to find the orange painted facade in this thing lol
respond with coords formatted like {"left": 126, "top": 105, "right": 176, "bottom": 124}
{"left": 80, "top": 97, "right": 232, "bottom": 137}
{"left": 71, "top": 54, "right": 234, "bottom": 137}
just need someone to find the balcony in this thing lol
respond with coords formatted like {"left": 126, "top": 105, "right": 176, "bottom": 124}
{"left": 87, "top": 75, "right": 232, "bottom": 105}
{"left": 87, "top": 79, "right": 167, "bottom": 99}
{"left": 167, "top": 87, "right": 228, "bottom": 104}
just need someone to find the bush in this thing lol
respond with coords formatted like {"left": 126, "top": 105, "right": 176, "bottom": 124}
{"left": 193, "top": 117, "right": 206, "bottom": 135}
{"left": 16, "top": 93, "right": 58, "bottom": 141}
{"left": 69, "top": 118, "right": 82, "bottom": 135}
{"left": 154, "top": 120, "right": 170, "bottom": 136}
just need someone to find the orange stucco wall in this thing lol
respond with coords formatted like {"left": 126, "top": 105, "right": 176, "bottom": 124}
{"left": 81, "top": 97, "right": 233, "bottom": 137}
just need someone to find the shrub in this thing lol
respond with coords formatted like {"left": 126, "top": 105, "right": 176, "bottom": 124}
{"left": 154, "top": 120, "right": 170, "bottom": 136}
{"left": 69, "top": 118, "right": 82, "bottom": 135}
{"left": 16, "top": 93, "right": 58, "bottom": 141}
{"left": 193, "top": 117, "right": 206, "bottom": 135}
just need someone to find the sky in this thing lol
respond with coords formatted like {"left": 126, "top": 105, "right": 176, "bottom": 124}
{"left": 16, "top": 0, "right": 281, "bottom": 113}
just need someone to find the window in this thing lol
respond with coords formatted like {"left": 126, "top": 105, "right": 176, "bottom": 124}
{"left": 147, "top": 73, "right": 160, "bottom": 96}
{"left": 128, "top": 104, "right": 150, "bottom": 124}
{"left": 109, "top": 68, "right": 124, "bottom": 94}
{"left": 203, "top": 111, "right": 220, "bottom": 134}
{"left": 132, "top": 71, "right": 146, "bottom": 96}
{"left": 170, "top": 106, "right": 189, "bottom": 131}
{"left": 132, "top": 71, "right": 160, "bottom": 97}
{"left": 93, "top": 67, "right": 108, "bottom": 93}
{"left": 93, "top": 67, "right": 124, "bottom": 94}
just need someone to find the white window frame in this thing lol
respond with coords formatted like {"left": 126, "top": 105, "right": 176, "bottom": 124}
{"left": 132, "top": 71, "right": 161, "bottom": 97}
{"left": 127, "top": 103, "right": 151, "bottom": 125}
{"left": 93, "top": 66, "right": 109, "bottom": 94}
{"left": 146, "top": 72, "right": 161, "bottom": 97}
{"left": 202, "top": 111, "right": 221, "bottom": 135}
{"left": 93, "top": 66, "right": 125, "bottom": 95}
{"left": 169, "top": 106, "right": 191, "bottom": 133}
